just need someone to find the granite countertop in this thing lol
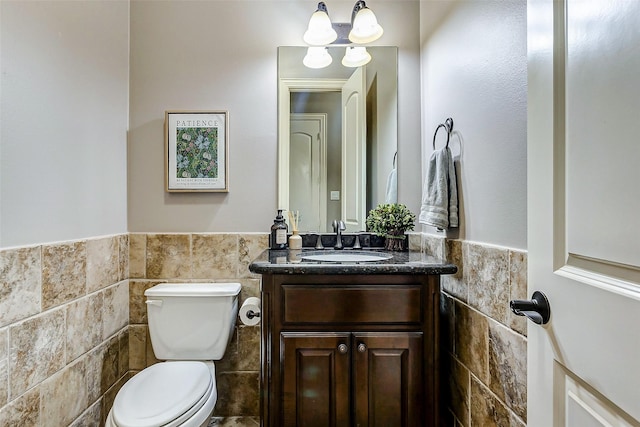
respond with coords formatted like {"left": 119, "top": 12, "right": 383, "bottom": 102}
{"left": 249, "top": 248, "right": 458, "bottom": 275}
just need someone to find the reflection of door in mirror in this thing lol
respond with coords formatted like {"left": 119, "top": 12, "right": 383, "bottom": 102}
{"left": 287, "top": 88, "right": 343, "bottom": 233}
{"left": 341, "top": 66, "right": 366, "bottom": 232}
{"left": 289, "top": 114, "right": 327, "bottom": 232}
{"left": 288, "top": 68, "right": 366, "bottom": 233}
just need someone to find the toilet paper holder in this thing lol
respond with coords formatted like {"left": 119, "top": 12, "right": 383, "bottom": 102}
{"left": 239, "top": 297, "right": 262, "bottom": 325}
{"left": 246, "top": 309, "right": 260, "bottom": 319}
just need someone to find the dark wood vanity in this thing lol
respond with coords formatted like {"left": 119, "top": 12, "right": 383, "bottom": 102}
{"left": 250, "top": 249, "right": 457, "bottom": 427}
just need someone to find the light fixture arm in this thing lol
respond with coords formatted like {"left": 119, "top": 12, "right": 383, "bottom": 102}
{"left": 351, "top": 0, "right": 367, "bottom": 24}
{"left": 317, "top": 2, "right": 329, "bottom": 14}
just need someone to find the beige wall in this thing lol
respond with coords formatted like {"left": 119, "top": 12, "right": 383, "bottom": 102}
{"left": 0, "top": 1, "right": 129, "bottom": 248}
{"left": 419, "top": 0, "right": 527, "bottom": 250}
{"left": 1, "top": 3, "right": 131, "bottom": 419}
{"left": 128, "top": 0, "right": 422, "bottom": 233}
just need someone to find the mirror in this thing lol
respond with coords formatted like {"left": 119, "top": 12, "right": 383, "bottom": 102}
{"left": 278, "top": 46, "right": 398, "bottom": 233}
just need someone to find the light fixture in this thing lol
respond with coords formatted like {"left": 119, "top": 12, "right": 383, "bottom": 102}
{"left": 303, "top": 47, "right": 333, "bottom": 69}
{"left": 303, "top": 1, "right": 383, "bottom": 46}
{"left": 348, "top": 1, "right": 384, "bottom": 44}
{"left": 342, "top": 46, "right": 371, "bottom": 67}
{"left": 302, "top": 1, "right": 383, "bottom": 69}
{"left": 303, "top": 2, "right": 338, "bottom": 46}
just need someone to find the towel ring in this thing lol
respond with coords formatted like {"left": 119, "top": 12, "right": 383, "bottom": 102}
{"left": 433, "top": 117, "right": 454, "bottom": 149}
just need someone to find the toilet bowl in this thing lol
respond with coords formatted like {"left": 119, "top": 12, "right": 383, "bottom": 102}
{"left": 106, "top": 283, "right": 241, "bottom": 427}
{"left": 105, "top": 361, "right": 216, "bottom": 427}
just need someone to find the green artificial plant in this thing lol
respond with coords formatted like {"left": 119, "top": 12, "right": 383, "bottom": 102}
{"left": 365, "top": 203, "right": 416, "bottom": 251}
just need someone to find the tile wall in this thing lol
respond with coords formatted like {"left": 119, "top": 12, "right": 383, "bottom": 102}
{"left": 1, "top": 231, "right": 525, "bottom": 426}
{"left": 0, "top": 235, "right": 130, "bottom": 426}
{"left": 421, "top": 234, "right": 528, "bottom": 427}
{"left": 128, "top": 233, "right": 268, "bottom": 425}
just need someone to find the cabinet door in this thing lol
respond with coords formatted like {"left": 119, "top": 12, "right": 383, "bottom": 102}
{"left": 281, "top": 332, "right": 351, "bottom": 427}
{"left": 353, "top": 332, "right": 423, "bottom": 427}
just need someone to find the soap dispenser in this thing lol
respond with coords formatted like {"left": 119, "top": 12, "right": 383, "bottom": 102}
{"left": 270, "top": 209, "right": 288, "bottom": 249}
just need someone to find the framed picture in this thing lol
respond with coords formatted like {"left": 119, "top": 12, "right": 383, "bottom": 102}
{"left": 165, "top": 110, "right": 229, "bottom": 192}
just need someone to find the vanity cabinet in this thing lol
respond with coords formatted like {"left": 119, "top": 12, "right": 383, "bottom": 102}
{"left": 281, "top": 331, "right": 422, "bottom": 427}
{"left": 259, "top": 273, "right": 441, "bottom": 427}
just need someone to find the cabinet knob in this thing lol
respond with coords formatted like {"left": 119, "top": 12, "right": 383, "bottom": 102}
{"left": 357, "top": 343, "right": 367, "bottom": 353}
{"left": 337, "top": 343, "right": 348, "bottom": 354}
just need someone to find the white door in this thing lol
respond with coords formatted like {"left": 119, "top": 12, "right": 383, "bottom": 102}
{"left": 341, "top": 66, "right": 367, "bottom": 232}
{"left": 289, "top": 113, "right": 327, "bottom": 232}
{"left": 528, "top": 1, "right": 640, "bottom": 426}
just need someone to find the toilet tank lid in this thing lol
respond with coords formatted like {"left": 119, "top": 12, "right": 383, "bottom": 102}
{"left": 145, "top": 283, "right": 241, "bottom": 297}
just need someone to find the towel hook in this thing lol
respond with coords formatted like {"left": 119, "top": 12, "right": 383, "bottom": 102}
{"left": 433, "top": 117, "right": 454, "bottom": 150}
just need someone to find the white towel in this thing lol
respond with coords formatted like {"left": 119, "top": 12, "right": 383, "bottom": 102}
{"left": 385, "top": 168, "right": 397, "bottom": 204}
{"left": 419, "top": 146, "right": 458, "bottom": 229}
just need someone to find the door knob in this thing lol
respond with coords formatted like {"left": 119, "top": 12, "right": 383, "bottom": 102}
{"left": 337, "top": 343, "right": 348, "bottom": 354}
{"left": 510, "top": 291, "right": 551, "bottom": 325}
{"left": 357, "top": 343, "right": 366, "bottom": 353}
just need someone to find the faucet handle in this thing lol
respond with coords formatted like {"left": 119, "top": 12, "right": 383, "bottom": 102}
{"left": 315, "top": 234, "right": 324, "bottom": 250}
{"left": 353, "top": 234, "right": 362, "bottom": 249}
{"left": 332, "top": 220, "right": 346, "bottom": 250}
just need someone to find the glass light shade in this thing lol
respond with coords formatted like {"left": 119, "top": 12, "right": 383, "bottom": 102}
{"left": 303, "top": 10, "right": 338, "bottom": 45}
{"left": 341, "top": 46, "right": 371, "bottom": 67}
{"left": 348, "top": 7, "right": 383, "bottom": 44}
{"left": 303, "top": 47, "right": 333, "bottom": 69}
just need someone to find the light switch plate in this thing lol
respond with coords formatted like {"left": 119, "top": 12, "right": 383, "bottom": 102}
{"left": 330, "top": 191, "right": 340, "bottom": 201}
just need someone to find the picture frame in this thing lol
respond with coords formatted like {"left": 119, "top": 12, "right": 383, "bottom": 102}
{"left": 165, "top": 110, "right": 229, "bottom": 192}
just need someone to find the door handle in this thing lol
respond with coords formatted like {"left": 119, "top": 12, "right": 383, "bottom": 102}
{"left": 510, "top": 291, "right": 550, "bottom": 325}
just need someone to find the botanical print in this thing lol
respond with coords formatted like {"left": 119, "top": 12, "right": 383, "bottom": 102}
{"left": 175, "top": 127, "right": 218, "bottom": 179}
{"left": 165, "top": 111, "right": 228, "bottom": 192}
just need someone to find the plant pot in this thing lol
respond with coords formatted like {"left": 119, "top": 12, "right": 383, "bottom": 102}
{"left": 384, "top": 231, "right": 407, "bottom": 251}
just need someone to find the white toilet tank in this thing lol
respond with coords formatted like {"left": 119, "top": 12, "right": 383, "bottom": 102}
{"left": 144, "top": 283, "right": 241, "bottom": 360}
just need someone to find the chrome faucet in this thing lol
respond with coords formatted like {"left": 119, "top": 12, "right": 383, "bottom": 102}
{"left": 332, "top": 220, "right": 346, "bottom": 249}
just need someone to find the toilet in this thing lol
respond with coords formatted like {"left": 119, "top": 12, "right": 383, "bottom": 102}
{"left": 106, "top": 282, "right": 242, "bottom": 427}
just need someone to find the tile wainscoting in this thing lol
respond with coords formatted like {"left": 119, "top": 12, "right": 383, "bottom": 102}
{"left": 1, "top": 231, "right": 525, "bottom": 426}
{"left": 128, "top": 233, "right": 268, "bottom": 424}
{"left": 1, "top": 232, "right": 266, "bottom": 426}
{"left": 420, "top": 233, "right": 528, "bottom": 427}
{"left": 0, "top": 235, "right": 130, "bottom": 426}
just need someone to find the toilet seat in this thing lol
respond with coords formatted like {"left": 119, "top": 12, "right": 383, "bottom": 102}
{"left": 112, "top": 361, "right": 214, "bottom": 427}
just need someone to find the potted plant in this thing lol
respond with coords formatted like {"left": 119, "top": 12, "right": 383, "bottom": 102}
{"left": 365, "top": 203, "right": 416, "bottom": 251}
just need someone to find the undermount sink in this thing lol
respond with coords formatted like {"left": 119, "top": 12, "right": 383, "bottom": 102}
{"left": 300, "top": 251, "right": 393, "bottom": 263}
